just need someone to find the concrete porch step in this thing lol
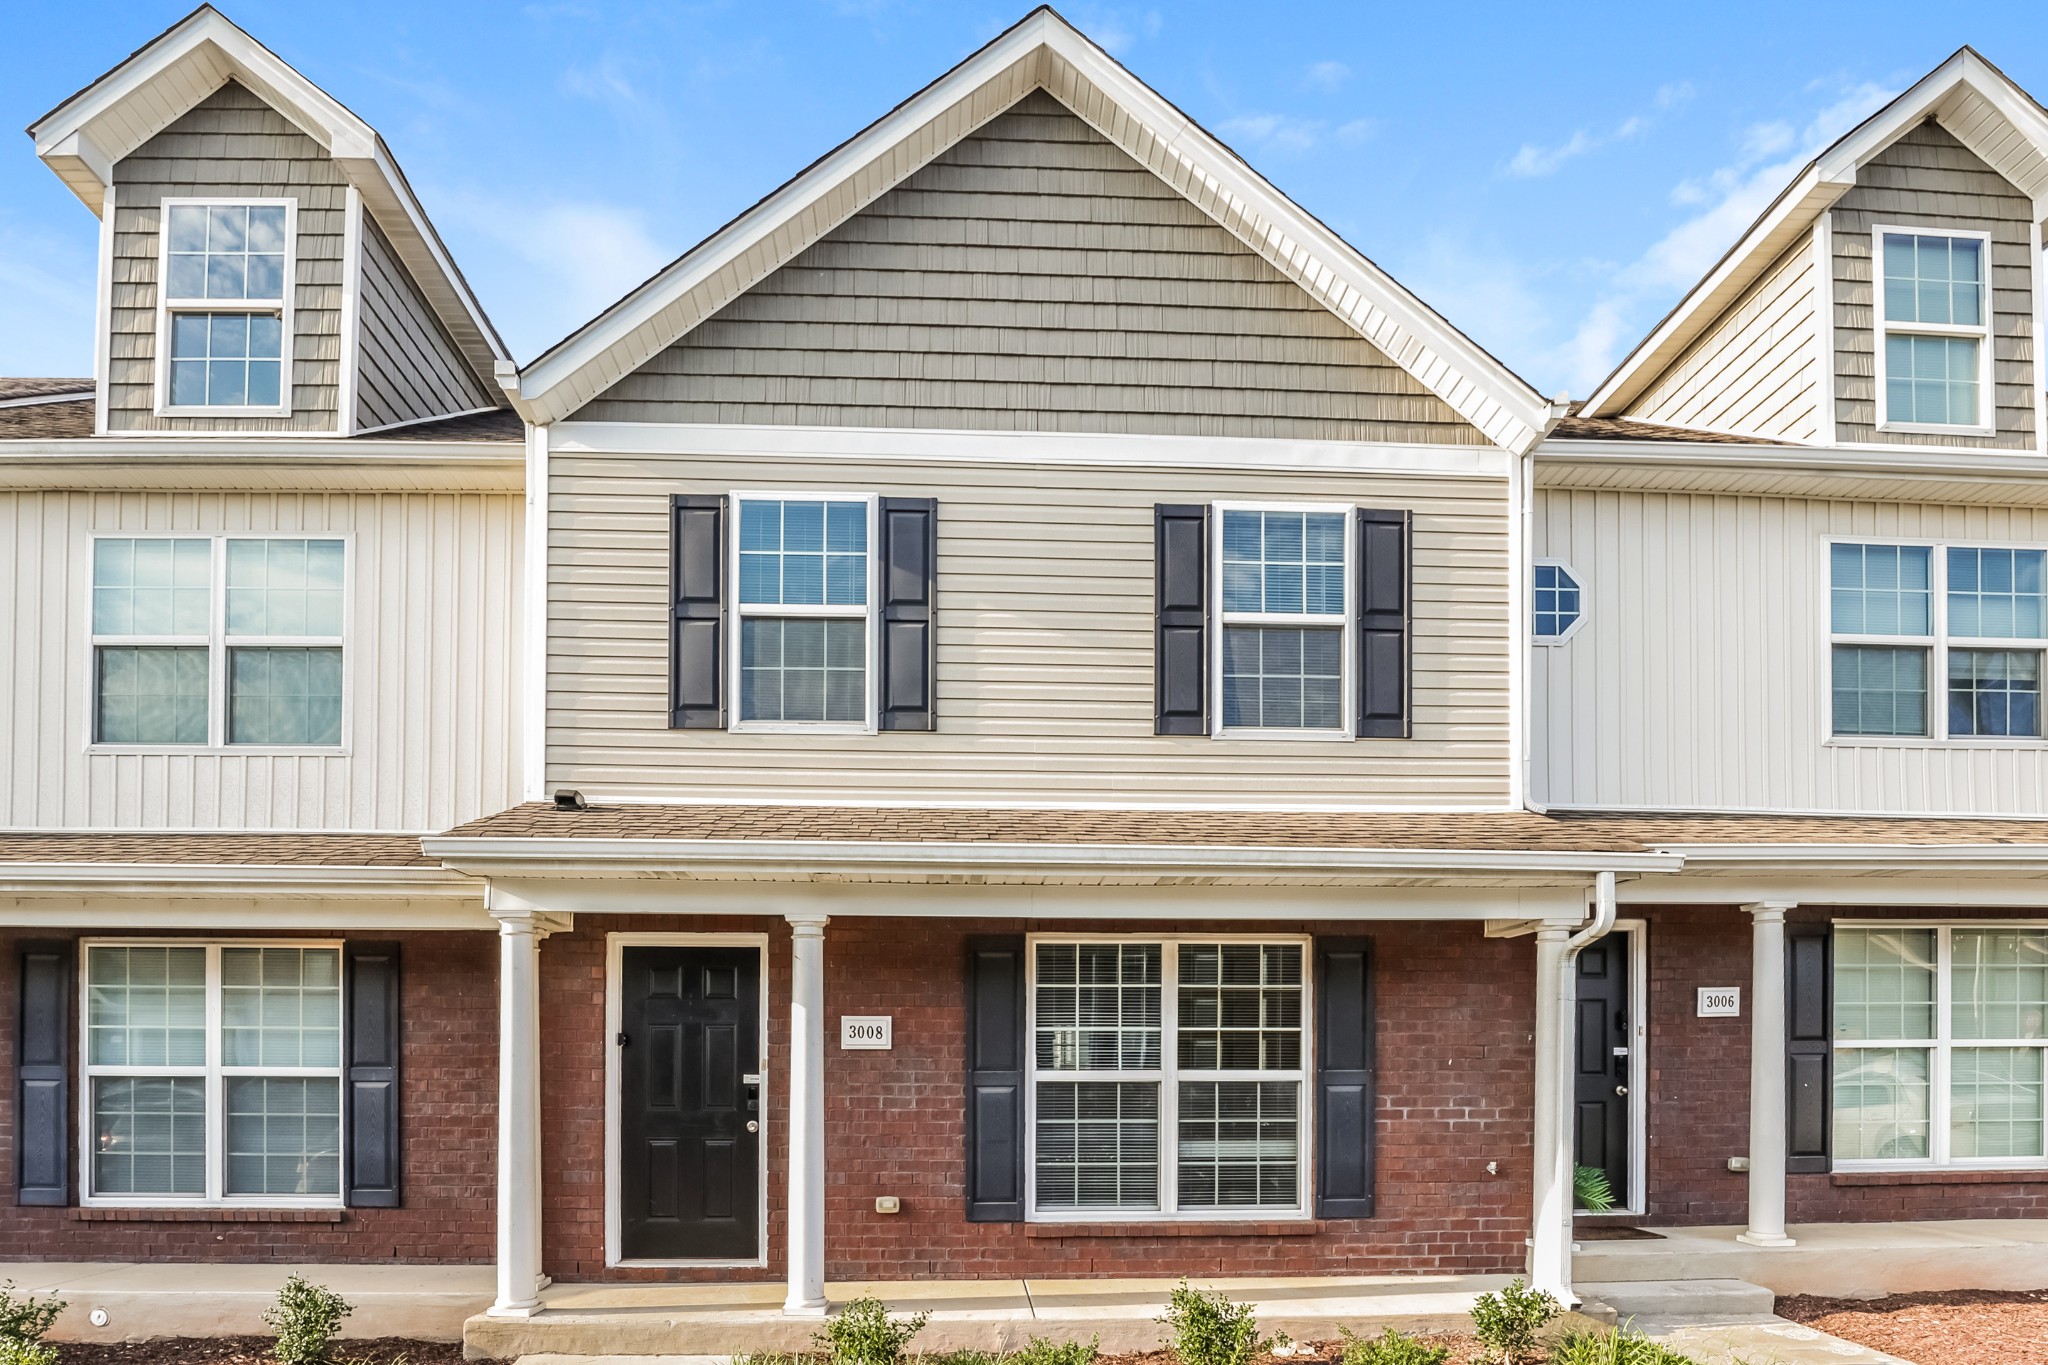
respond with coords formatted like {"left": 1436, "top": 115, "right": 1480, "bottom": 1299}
{"left": 1573, "top": 1219, "right": 2048, "bottom": 1297}
{"left": 1577, "top": 1279, "right": 1776, "bottom": 1319}
{"left": 463, "top": 1275, "right": 1528, "bottom": 1360}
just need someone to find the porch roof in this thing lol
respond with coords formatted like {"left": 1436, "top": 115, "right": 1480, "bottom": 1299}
{"left": 0, "top": 832, "right": 438, "bottom": 865}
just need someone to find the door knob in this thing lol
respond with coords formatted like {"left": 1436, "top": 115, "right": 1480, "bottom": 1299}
{"left": 1616, "top": 1085, "right": 1628, "bottom": 1096}
{"left": 746, "top": 1120, "right": 760, "bottom": 1133}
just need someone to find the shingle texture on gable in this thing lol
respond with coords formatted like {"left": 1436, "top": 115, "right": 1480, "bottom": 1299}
{"left": 573, "top": 90, "right": 1486, "bottom": 443}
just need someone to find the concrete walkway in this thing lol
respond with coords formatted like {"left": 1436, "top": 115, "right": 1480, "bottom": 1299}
{"left": 1575, "top": 1218, "right": 2048, "bottom": 1297}
{"left": 1626, "top": 1315, "right": 1913, "bottom": 1365}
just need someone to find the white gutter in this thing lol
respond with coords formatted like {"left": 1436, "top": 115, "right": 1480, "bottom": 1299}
{"left": 0, "top": 863, "right": 477, "bottom": 896}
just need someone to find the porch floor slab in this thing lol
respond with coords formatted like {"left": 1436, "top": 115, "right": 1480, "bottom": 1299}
{"left": 1574, "top": 1219, "right": 2048, "bottom": 1297}
{"left": 464, "top": 1275, "right": 1526, "bottom": 1360}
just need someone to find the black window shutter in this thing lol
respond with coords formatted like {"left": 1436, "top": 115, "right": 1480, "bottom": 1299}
{"left": 344, "top": 941, "right": 403, "bottom": 1208}
{"left": 1155, "top": 504, "right": 1209, "bottom": 735}
{"left": 965, "top": 935, "right": 1026, "bottom": 1222}
{"left": 670, "top": 494, "right": 728, "bottom": 729}
{"left": 876, "top": 497, "right": 937, "bottom": 732}
{"left": 1786, "top": 921, "right": 1833, "bottom": 1174}
{"left": 16, "top": 941, "right": 71, "bottom": 1206}
{"left": 1356, "top": 509, "right": 1410, "bottom": 739}
{"left": 1315, "top": 936, "right": 1376, "bottom": 1218}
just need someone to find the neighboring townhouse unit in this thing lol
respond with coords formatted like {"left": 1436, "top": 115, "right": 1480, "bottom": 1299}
{"left": 9, "top": 7, "right": 2048, "bottom": 1355}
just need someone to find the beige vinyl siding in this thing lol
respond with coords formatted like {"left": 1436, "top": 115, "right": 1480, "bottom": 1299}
{"left": 1532, "top": 487, "right": 2048, "bottom": 815}
{"left": 107, "top": 81, "right": 344, "bottom": 433}
{"left": 547, "top": 447, "right": 1511, "bottom": 807}
{"left": 0, "top": 488, "right": 523, "bottom": 831}
{"left": 575, "top": 91, "right": 1484, "bottom": 444}
{"left": 355, "top": 214, "right": 497, "bottom": 431}
{"left": 1631, "top": 237, "right": 1820, "bottom": 440}
{"left": 1832, "top": 122, "right": 2036, "bottom": 448}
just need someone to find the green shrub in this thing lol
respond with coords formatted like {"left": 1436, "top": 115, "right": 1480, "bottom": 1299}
{"left": 1159, "top": 1280, "right": 1263, "bottom": 1365}
{"left": 732, "top": 1353, "right": 810, "bottom": 1365}
{"left": 815, "top": 1294, "right": 930, "bottom": 1365}
{"left": 1549, "top": 1324, "right": 1700, "bottom": 1365}
{"left": 263, "top": 1275, "right": 353, "bottom": 1365}
{"left": 1010, "top": 1335, "right": 1100, "bottom": 1365}
{"left": 0, "top": 1340, "right": 58, "bottom": 1365}
{"left": 1573, "top": 1164, "right": 1617, "bottom": 1213}
{"left": 1469, "top": 1279, "right": 1559, "bottom": 1365}
{"left": 921, "top": 1352, "right": 1002, "bottom": 1365}
{"left": 1337, "top": 1325, "right": 1450, "bottom": 1365}
{"left": 0, "top": 1285, "right": 63, "bottom": 1351}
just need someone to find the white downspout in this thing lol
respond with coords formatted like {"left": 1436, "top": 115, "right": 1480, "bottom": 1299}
{"left": 1530, "top": 869, "right": 1616, "bottom": 1303}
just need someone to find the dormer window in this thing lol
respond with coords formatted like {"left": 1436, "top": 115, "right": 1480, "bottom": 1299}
{"left": 1875, "top": 228, "right": 1991, "bottom": 434}
{"left": 156, "top": 200, "right": 293, "bottom": 416}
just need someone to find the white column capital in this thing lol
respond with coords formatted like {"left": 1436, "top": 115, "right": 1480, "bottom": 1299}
{"left": 785, "top": 911, "right": 831, "bottom": 935}
{"left": 490, "top": 908, "right": 571, "bottom": 941}
{"left": 1742, "top": 901, "right": 1797, "bottom": 922}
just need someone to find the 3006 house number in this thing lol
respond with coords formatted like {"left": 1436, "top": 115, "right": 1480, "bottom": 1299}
{"left": 1697, "top": 987, "right": 1741, "bottom": 1017}
{"left": 840, "top": 1015, "right": 892, "bottom": 1049}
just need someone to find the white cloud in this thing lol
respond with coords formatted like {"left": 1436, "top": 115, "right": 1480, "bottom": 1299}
{"left": 1506, "top": 110, "right": 1652, "bottom": 179}
{"left": 1302, "top": 61, "right": 1350, "bottom": 93}
{"left": 1218, "top": 112, "right": 1378, "bottom": 155}
{"left": 1655, "top": 81, "right": 1696, "bottom": 110}
{"left": 1540, "top": 77, "right": 1900, "bottom": 393}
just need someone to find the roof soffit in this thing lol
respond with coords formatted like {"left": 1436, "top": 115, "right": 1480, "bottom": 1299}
{"left": 29, "top": 5, "right": 511, "bottom": 389}
{"left": 516, "top": 7, "right": 1562, "bottom": 451}
{"left": 1584, "top": 46, "right": 2048, "bottom": 419}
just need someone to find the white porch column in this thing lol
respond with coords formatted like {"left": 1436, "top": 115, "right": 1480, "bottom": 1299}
{"left": 489, "top": 909, "right": 550, "bottom": 1318}
{"left": 1739, "top": 901, "right": 1798, "bottom": 1248}
{"left": 785, "top": 912, "right": 830, "bottom": 1316}
{"left": 1527, "top": 925, "right": 1572, "bottom": 1301}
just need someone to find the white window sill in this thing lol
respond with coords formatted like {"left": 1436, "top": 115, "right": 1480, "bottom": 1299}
{"left": 727, "top": 722, "right": 876, "bottom": 736}
{"left": 77, "top": 1198, "right": 345, "bottom": 1210}
{"left": 1876, "top": 422, "right": 1997, "bottom": 439}
{"left": 1215, "top": 727, "right": 1353, "bottom": 743}
{"left": 1824, "top": 736, "right": 2048, "bottom": 750}
{"left": 1832, "top": 1162, "right": 2048, "bottom": 1176}
{"left": 157, "top": 406, "right": 294, "bottom": 420}
{"left": 1026, "top": 1209, "right": 1312, "bottom": 1225}
{"left": 87, "top": 745, "right": 350, "bottom": 757}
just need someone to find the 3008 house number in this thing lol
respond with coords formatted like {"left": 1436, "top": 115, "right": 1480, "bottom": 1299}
{"left": 840, "top": 1015, "right": 892, "bottom": 1049}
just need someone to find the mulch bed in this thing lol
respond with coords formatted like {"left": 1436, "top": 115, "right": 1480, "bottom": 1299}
{"left": 1779, "top": 1289, "right": 2048, "bottom": 1365}
{"left": 1098, "top": 1338, "right": 1494, "bottom": 1365}
{"left": 52, "top": 1339, "right": 464, "bottom": 1365}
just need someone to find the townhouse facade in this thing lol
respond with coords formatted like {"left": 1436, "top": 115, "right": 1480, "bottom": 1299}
{"left": 5, "top": 4, "right": 2048, "bottom": 1348}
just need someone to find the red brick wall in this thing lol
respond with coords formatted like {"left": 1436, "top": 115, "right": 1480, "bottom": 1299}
{"left": 0, "top": 928, "right": 495, "bottom": 1264}
{"left": 1640, "top": 905, "right": 2048, "bottom": 1226}
{"left": 539, "top": 915, "right": 1540, "bottom": 1283}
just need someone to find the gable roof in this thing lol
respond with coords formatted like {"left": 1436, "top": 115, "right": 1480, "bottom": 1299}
{"left": 1582, "top": 46, "right": 2048, "bottom": 419}
{"left": 513, "top": 6, "right": 1564, "bottom": 452}
{"left": 28, "top": 5, "right": 511, "bottom": 398}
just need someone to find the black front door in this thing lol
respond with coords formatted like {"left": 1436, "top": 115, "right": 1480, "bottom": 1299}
{"left": 1572, "top": 936, "right": 1631, "bottom": 1210}
{"left": 618, "top": 945, "right": 761, "bottom": 1260}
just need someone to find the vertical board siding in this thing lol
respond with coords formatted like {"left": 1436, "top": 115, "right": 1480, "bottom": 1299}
{"left": 355, "top": 214, "right": 496, "bottom": 431}
{"left": 1831, "top": 123, "right": 2036, "bottom": 449}
{"left": 574, "top": 91, "right": 1485, "bottom": 445}
{"left": 0, "top": 489, "right": 523, "bottom": 831}
{"left": 1532, "top": 487, "right": 2048, "bottom": 814}
{"left": 107, "top": 81, "right": 345, "bottom": 433}
{"left": 547, "top": 449, "right": 1511, "bottom": 806}
{"left": 1631, "top": 238, "right": 1819, "bottom": 440}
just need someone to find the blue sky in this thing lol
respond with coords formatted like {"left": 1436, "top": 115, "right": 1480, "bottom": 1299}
{"left": 3, "top": 1, "right": 2044, "bottom": 396}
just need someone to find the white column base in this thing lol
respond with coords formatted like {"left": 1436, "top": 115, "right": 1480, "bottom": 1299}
{"left": 782, "top": 1296, "right": 831, "bottom": 1317}
{"left": 486, "top": 1299, "right": 545, "bottom": 1320}
{"left": 1735, "top": 1230, "right": 1798, "bottom": 1248}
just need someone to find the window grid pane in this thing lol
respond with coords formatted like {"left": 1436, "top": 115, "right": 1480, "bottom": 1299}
{"left": 1948, "top": 649, "right": 2042, "bottom": 739}
{"left": 1833, "top": 1046, "right": 1931, "bottom": 1162}
{"left": 1830, "top": 543, "right": 1932, "bottom": 636}
{"left": 225, "top": 539, "right": 345, "bottom": 638}
{"left": 1885, "top": 334, "right": 1980, "bottom": 427}
{"left": 1834, "top": 929, "right": 1938, "bottom": 1042}
{"left": 96, "top": 647, "right": 210, "bottom": 745}
{"left": 1177, "top": 944, "right": 1303, "bottom": 1071}
{"left": 1832, "top": 644, "right": 1929, "bottom": 737}
{"left": 739, "top": 618, "right": 865, "bottom": 723}
{"left": 92, "top": 1077, "right": 207, "bottom": 1196}
{"left": 1533, "top": 563, "right": 1582, "bottom": 638}
{"left": 165, "top": 204, "right": 287, "bottom": 302}
{"left": 1882, "top": 232, "right": 1982, "bottom": 327}
{"left": 228, "top": 647, "right": 343, "bottom": 746}
{"left": 93, "top": 538, "right": 212, "bottom": 637}
{"left": 168, "top": 311, "right": 284, "bottom": 408}
{"left": 225, "top": 1077, "right": 342, "bottom": 1196}
{"left": 87, "top": 946, "right": 208, "bottom": 1067}
{"left": 222, "top": 948, "right": 341, "bottom": 1068}
{"left": 1221, "top": 626, "right": 1343, "bottom": 731}
{"left": 1036, "top": 944, "right": 1162, "bottom": 1072}
{"left": 1177, "top": 1081, "right": 1300, "bottom": 1209}
{"left": 738, "top": 499, "right": 867, "bottom": 607}
{"left": 1948, "top": 548, "right": 2046, "bottom": 640}
{"left": 1221, "top": 510, "right": 1346, "bottom": 616}
{"left": 1034, "top": 1080, "right": 1160, "bottom": 1209}
{"left": 1951, "top": 1047, "right": 2046, "bottom": 1161}
{"left": 1952, "top": 930, "right": 2048, "bottom": 1041}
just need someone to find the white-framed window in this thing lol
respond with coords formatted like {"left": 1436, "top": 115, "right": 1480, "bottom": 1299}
{"left": 1872, "top": 225, "right": 1993, "bottom": 435}
{"left": 731, "top": 493, "right": 877, "bottom": 731}
{"left": 90, "top": 535, "right": 347, "bottom": 749}
{"left": 1025, "top": 935, "right": 1310, "bottom": 1221}
{"left": 80, "top": 940, "right": 345, "bottom": 1206}
{"left": 1828, "top": 539, "right": 2045, "bottom": 742}
{"left": 154, "top": 198, "right": 295, "bottom": 417}
{"left": 1532, "top": 560, "right": 1586, "bottom": 643}
{"left": 1834, "top": 924, "right": 2048, "bottom": 1171}
{"left": 1214, "top": 503, "right": 1353, "bottom": 738}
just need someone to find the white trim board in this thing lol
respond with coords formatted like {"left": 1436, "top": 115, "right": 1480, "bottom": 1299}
{"left": 513, "top": 9, "right": 1563, "bottom": 448}
{"left": 603, "top": 931, "right": 771, "bottom": 1269}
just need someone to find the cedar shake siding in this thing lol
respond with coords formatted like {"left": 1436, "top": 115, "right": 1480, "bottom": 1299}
{"left": 572, "top": 91, "right": 1485, "bottom": 443}
{"left": 1832, "top": 122, "right": 2037, "bottom": 449}
{"left": 356, "top": 215, "right": 497, "bottom": 432}
{"left": 543, "top": 452, "right": 1512, "bottom": 807}
{"left": 107, "top": 82, "right": 346, "bottom": 433}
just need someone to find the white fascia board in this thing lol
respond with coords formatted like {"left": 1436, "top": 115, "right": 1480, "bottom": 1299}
{"left": 420, "top": 835, "right": 1680, "bottom": 878}
{"left": 1619, "top": 874, "right": 2048, "bottom": 908}
{"left": 0, "top": 864, "right": 479, "bottom": 899}
{"left": 1644, "top": 843, "right": 2048, "bottom": 870}
{"left": 515, "top": 10, "right": 1560, "bottom": 449}
{"left": 0, "top": 894, "right": 493, "bottom": 929}
{"left": 1536, "top": 438, "right": 2048, "bottom": 479}
{"left": 551, "top": 420, "right": 1512, "bottom": 479}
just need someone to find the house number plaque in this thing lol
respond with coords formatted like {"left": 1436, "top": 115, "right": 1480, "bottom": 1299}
{"left": 1696, "top": 987, "right": 1741, "bottom": 1017}
{"left": 840, "top": 1015, "right": 892, "bottom": 1049}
